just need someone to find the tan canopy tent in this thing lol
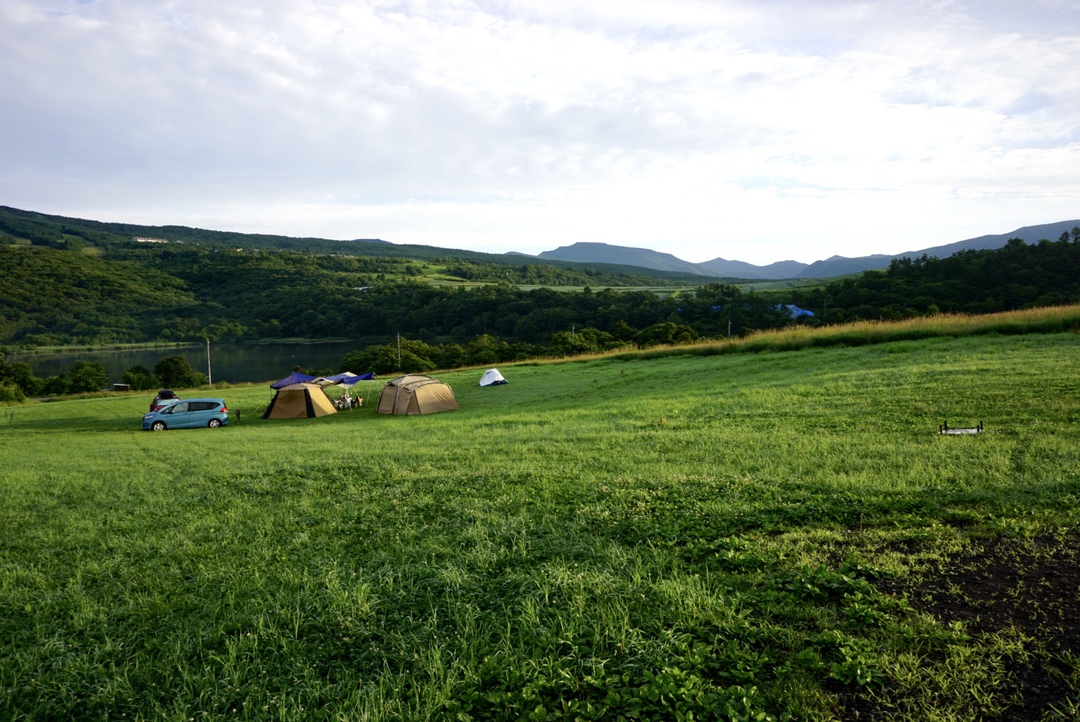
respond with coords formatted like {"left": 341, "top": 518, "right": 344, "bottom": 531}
{"left": 376, "top": 375, "right": 460, "bottom": 416}
{"left": 263, "top": 382, "right": 338, "bottom": 419}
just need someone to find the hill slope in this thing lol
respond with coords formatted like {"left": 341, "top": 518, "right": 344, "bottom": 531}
{"left": 0, "top": 205, "right": 709, "bottom": 284}
{"left": 798, "top": 219, "right": 1080, "bottom": 278}
{"left": 695, "top": 257, "right": 808, "bottom": 279}
{"left": 534, "top": 221, "right": 1080, "bottom": 279}
{"left": 537, "top": 242, "right": 707, "bottom": 275}
{"left": 4, "top": 205, "right": 1077, "bottom": 282}
{"left": 892, "top": 219, "right": 1080, "bottom": 259}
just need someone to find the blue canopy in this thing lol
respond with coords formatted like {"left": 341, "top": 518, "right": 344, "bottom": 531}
{"left": 270, "top": 371, "right": 318, "bottom": 389}
{"left": 317, "top": 372, "right": 375, "bottom": 386}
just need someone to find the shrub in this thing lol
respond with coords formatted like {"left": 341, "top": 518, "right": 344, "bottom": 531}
{"left": 0, "top": 383, "right": 25, "bottom": 403}
{"left": 153, "top": 356, "right": 205, "bottom": 388}
{"left": 39, "top": 375, "right": 70, "bottom": 395}
{"left": 0, "top": 361, "right": 42, "bottom": 396}
{"left": 122, "top": 365, "right": 157, "bottom": 391}
{"left": 635, "top": 322, "right": 700, "bottom": 348}
{"left": 67, "top": 361, "right": 108, "bottom": 393}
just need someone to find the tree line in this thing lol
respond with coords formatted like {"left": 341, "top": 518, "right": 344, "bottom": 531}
{"left": 0, "top": 357, "right": 109, "bottom": 401}
{"left": 0, "top": 354, "right": 208, "bottom": 401}
{"left": 337, "top": 321, "right": 704, "bottom": 376}
{"left": 784, "top": 230, "right": 1080, "bottom": 322}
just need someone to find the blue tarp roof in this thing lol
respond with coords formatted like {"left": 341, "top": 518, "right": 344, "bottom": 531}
{"left": 782, "top": 304, "right": 815, "bottom": 318}
{"left": 272, "top": 371, "right": 374, "bottom": 388}
{"left": 317, "top": 372, "right": 374, "bottom": 386}
{"left": 270, "top": 371, "right": 318, "bottom": 389}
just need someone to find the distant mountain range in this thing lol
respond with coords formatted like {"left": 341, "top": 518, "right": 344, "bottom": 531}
{"left": 536, "top": 220, "right": 1080, "bottom": 279}
{"left": 3, "top": 204, "right": 1077, "bottom": 282}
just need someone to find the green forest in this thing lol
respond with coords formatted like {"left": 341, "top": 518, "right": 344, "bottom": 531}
{"left": 2, "top": 205, "right": 1079, "bottom": 359}
{"left": 789, "top": 231, "right": 1080, "bottom": 321}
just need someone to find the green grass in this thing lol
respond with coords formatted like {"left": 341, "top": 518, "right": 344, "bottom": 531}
{"left": 423, "top": 279, "right": 703, "bottom": 296}
{"left": 668, "top": 304, "right": 1080, "bottom": 356}
{"left": 2, "top": 331, "right": 1079, "bottom": 720}
{"left": 738, "top": 278, "right": 834, "bottom": 292}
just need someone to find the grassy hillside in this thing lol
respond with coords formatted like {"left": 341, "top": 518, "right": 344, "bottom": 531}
{"left": 0, "top": 205, "right": 708, "bottom": 283}
{"left": 2, "top": 330, "right": 1079, "bottom": 719}
{"left": 5, "top": 207, "right": 1080, "bottom": 351}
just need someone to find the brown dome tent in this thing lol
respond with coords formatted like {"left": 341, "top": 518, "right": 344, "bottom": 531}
{"left": 263, "top": 383, "right": 338, "bottom": 419}
{"left": 376, "top": 375, "right": 459, "bottom": 416}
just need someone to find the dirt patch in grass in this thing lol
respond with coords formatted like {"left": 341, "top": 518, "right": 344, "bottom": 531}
{"left": 836, "top": 535, "right": 1080, "bottom": 721}
{"left": 907, "top": 536, "right": 1080, "bottom": 653}
{"left": 903, "top": 535, "right": 1080, "bottom": 720}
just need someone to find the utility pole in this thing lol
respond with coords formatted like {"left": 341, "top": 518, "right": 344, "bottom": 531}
{"left": 206, "top": 337, "right": 212, "bottom": 385}
{"left": 397, "top": 333, "right": 402, "bottom": 370}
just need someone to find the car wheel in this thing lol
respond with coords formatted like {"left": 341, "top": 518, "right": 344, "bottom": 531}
{"left": 151, "top": 421, "right": 166, "bottom": 431}
{"left": 208, "top": 418, "right": 222, "bottom": 428}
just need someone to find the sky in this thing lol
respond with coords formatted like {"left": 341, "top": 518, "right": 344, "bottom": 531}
{"left": 3, "top": 0, "right": 1079, "bottom": 266}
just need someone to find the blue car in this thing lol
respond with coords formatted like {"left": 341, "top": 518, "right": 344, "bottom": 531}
{"left": 143, "top": 398, "right": 229, "bottom": 431}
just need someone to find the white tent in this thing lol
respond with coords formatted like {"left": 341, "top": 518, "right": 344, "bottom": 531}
{"left": 478, "top": 368, "right": 508, "bottom": 387}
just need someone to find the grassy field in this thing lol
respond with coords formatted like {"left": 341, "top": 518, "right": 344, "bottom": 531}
{"left": 2, "top": 327, "right": 1079, "bottom": 720}
{"left": 424, "top": 278, "right": 704, "bottom": 297}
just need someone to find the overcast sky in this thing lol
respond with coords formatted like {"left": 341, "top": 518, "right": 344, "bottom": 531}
{"left": 3, "top": 0, "right": 1079, "bottom": 265}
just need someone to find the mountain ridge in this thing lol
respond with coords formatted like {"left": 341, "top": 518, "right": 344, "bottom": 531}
{"left": 539, "top": 220, "right": 1080, "bottom": 279}
{"left": 3, "top": 204, "right": 1077, "bottom": 281}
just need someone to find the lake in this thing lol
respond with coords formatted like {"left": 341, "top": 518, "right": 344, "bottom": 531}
{"left": 8, "top": 340, "right": 366, "bottom": 386}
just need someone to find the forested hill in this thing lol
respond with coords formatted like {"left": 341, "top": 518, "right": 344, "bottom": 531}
{"left": 2, "top": 203, "right": 1079, "bottom": 350}
{"left": 0, "top": 233, "right": 708, "bottom": 347}
{"left": 0, "top": 241, "right": 787, "bottom": 348}
{"left": 0, "top": 205, "right": 706, "bottom": 283}
{"left": 785, "top": 235, "right": 1080, "bottom": 321}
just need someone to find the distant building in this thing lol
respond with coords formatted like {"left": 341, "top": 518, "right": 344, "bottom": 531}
{"left": 133, "top": 237, "right": 168, "bottom": 243}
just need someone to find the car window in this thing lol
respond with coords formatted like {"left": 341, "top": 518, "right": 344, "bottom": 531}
{"left": 167, "top": 402, "right": 190, "bottom": 413}
{"left": 191, "top": 402, "right": 215, "bottom": 411}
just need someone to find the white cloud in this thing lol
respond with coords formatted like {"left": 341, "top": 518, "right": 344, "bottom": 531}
{"left": 2, "top": 0, "right": 1079, "bottom": 265}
